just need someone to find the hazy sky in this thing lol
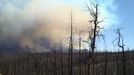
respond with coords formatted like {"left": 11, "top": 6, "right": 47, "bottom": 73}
{"left": 0, "top": 0, "right": 133, "bottom": 51}
{"left": 102, "top": 0, "right": 134, "bottom": 50}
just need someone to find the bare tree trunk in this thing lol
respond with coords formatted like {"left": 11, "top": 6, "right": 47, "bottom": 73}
{"left": 68, "top": 9, "right": 73, "bottom": 75}
{"left": 88, "top": 62, "right": 91, "bottom": 75}
{"left": 79, "top": 32, "right": 82, "bottom": 75}
{"left": 122, "top": 47, "right": 126, "bottom": 75}
{"left": 104, "top": 52, "right": 108, "bottom": 75}
{"left": 127, "top": 49, "right": 131, "bottom": 75}
{"left": 60, "top": 39, "right": 64, "bottom": 75}
{"left": 68, "top": 43, "right": 71, "bottom": 75}
{"left": 53, "top": 46, "right": 57, "bottom": 75}
{"left": 116, "top": 49, "right": 120, "bottom": 75}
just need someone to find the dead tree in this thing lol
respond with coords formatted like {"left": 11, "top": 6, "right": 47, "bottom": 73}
{"left": 68, "top": 9, "right": 74, "bottom": 75}
{"left": 86, "top": 2, "right": 103, "bottom": 75}
{"left": 79, "top": 31, "right": 82, "bottom": 75}
{"left": 103, "top": 36, "right": 107, "bottom": 75}
{"left": 60, "top": 38, "right": 63, "bottom": 75}
{"left": 116, "top": 48, "right": 120, "bottom": 75}
{"left": 127, "top": 48, "right": 131, "bottom": 75}
{"left": 53, "top": 45, "right": 57, "bottom": 75}
{"left": 114, "top": 28, "right": 126, "bottom": 75}
{"left": 104, "top": 51, "right": 108, "bottom": 75}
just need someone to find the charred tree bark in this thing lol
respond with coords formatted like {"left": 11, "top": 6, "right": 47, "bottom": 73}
{"left": 68, "top": 9, "right": 73, "bottom": 75}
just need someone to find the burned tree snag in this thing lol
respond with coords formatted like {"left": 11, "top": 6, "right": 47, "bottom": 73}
{"left": 79, "top": 31, "right": 82, "bottom": 75}
{"left": 114, "top": 28, "right": 126, "bottom": 75}
{"left": 86, "top": 2, "right": 103, "bottom": 75}
{"left": 68, "top": 9, "right": 74, "bottom": 75}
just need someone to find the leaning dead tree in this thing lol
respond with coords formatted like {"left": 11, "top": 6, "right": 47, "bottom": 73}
{"left": 114, "top": 28, "right": 126, "bottom": 75}
{"left": 86, "top": 1, "right": 103, "bottom": 75}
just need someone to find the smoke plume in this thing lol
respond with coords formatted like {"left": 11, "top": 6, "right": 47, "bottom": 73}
{"left": 0, "top": 0, "right": 90, "bottom": 52}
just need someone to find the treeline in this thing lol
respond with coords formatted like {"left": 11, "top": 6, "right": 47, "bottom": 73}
{"left": 0, "top": 50, "right": 134, "bottom": 75}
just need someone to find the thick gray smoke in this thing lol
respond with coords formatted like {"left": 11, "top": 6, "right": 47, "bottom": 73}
{"left": 0, "top": 0, "right": 90, "bottom": 53}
